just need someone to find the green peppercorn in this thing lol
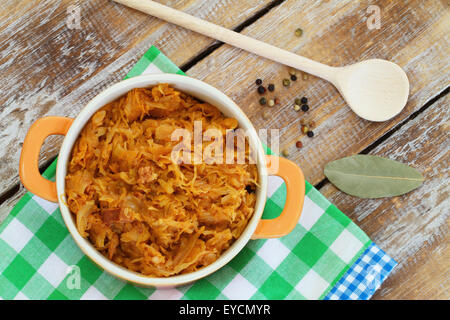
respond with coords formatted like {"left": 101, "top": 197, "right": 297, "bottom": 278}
{"left": 283, "top": 79, "right": 290, "bottom": 87}
{"left": 259, "top": 97, "right": 267, "bottom": 105}
{"left": 295, "top": 28, "right": 303, "bottom": 37}
{"left": 295, "top": 98, "right": 302, "bottom": 105}
{"left": 294, "top": 104, "right": 301, "bottom": 111}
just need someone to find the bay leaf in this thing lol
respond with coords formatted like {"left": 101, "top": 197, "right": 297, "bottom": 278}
{"left": 324, "top": 155, "right": 424, "bottom": 198}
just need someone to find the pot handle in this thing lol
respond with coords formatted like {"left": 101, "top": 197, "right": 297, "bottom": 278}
{"left": 252, "top": 155, "right": 305, "bottom": 239}
{"left": 19, "top": 117, "right": 73, "bottom": 202}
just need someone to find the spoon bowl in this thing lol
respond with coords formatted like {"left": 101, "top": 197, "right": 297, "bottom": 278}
{"left": 334, "top": 59, "right": 409, "bottom": 122}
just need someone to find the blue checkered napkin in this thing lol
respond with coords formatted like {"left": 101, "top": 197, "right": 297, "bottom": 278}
{"left": 324, "top": 243, "right": 397, "bottom": 300}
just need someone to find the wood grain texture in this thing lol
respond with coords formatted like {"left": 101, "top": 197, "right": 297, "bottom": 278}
{"left": 320, "top": 94, "right": 450, "bottom": 299}
{"left": 0, "top": 0, "right": 273, "bottom": 197}
{"left": 185, "top": 0, "right": 449, "bottom": 185}
{"left": 0, "top": 0, "right": 448, "bottom": 300}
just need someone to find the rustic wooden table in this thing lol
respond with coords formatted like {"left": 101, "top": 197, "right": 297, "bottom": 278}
{"left": 0, "top": 0, "right": 448, "bottom": 299}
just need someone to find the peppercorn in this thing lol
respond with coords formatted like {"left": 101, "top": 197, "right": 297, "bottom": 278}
{"left": 295, "top": 98, "right": 302, "bottom": 105}
{"left": 283, "top": 79, "right": 290, "bottom": 87}
{"left": 301, "top": 104, "right": 309, "bottom": 112}
{"left": 294, "top": 104, "right": 301, "bottom": 111}
{"left": 301, "top": 125, "right": 309, "bottom": 134}
{"left": 289, "top": 68, "right": 297, "bottom": 76}
{"left": 259, "top": 97, "right": 267, "bottom": 105}
{"left": 290, "top": 74, "right": 297, "bottom": 81}
{"left": 281, "top": 149, "right": 289, "bottom": 157}
{"left": 262, "top": 110, "right": 270, "bottom": 120}
{"left": 268, "top": 84, "right": 275, "bottom": 92}
{"left": 302, "top": 73, "right": 308, "bottom": 80}
{"left": 268, "top": 99, "right": 275, "bottom": 107}
{"left": 295, "top": 28, "right": 303, "bottom": 37}
{"left": 301, "top": 97, "right": 308, "bottom": 104}
{"left": 296, "top": 141, "right": 303, "bottom": 148}
{"left": 255, "top": 79, "right": 262, "bottom": 85}
{"left": 274, "top": 97, "right": 280, "bottom": 104}
{"left": 257, "top": 85, "right": 266, "bottom": 94}
{"left": 307, "top": 130, "right": 314, "bottom": 138}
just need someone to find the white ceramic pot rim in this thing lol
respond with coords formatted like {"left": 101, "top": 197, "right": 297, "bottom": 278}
{"left": 56, "top": 74, "right": 268, "bottom": 287}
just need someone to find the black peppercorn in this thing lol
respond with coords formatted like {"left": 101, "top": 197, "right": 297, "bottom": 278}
{"left": 301, "top": 97, "right": 308, "bottom": 104}
{"left": 301, "top": 104, "right": 309, "bottom": 112}
{"left": 290, "top": 74, "right": 297, "bottom": 81}
{"left": 268, "top": 84, "right": 275, "bottom": 92}
{"left": 259, "top": 97, "right": 267, "bottom": 105}
{"left": 307, "top": 130, "right": 314, "bottom": 138}
{"left": 257, "top": 86, "right": 266, "bottom": 94}
{"left": 255, "top": 79, "right": 262, "bottom": 85}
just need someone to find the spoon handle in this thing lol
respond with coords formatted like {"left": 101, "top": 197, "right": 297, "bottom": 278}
{"left": 113, "top": 0, "right": 338, "bottom": 81}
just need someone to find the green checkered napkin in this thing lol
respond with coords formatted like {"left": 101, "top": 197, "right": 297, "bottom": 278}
{"left": 0, "top": 46, "right": 371, "bottom": 300}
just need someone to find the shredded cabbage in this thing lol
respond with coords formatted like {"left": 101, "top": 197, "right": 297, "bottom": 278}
{"left": 66, "top": 84, "right": 258, "bottom": 277}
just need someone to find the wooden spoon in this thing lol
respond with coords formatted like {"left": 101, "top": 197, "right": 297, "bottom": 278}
{"left": 113, "top": 0, "right": 409, "bottom": 122}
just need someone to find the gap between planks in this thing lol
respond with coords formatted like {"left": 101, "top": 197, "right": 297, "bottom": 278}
{"left": 179, "top": 0, "right": 285, "bottom": 72}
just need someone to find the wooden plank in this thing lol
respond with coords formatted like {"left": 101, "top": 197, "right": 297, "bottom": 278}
{"left": 0, "top": 0, "right": 274, "bottom": 196}
{"left": 185, "top": 0, "right": 449, "bottom": 185}
{"left": 320, "top": 94, "right": 450, "bottom": 299}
